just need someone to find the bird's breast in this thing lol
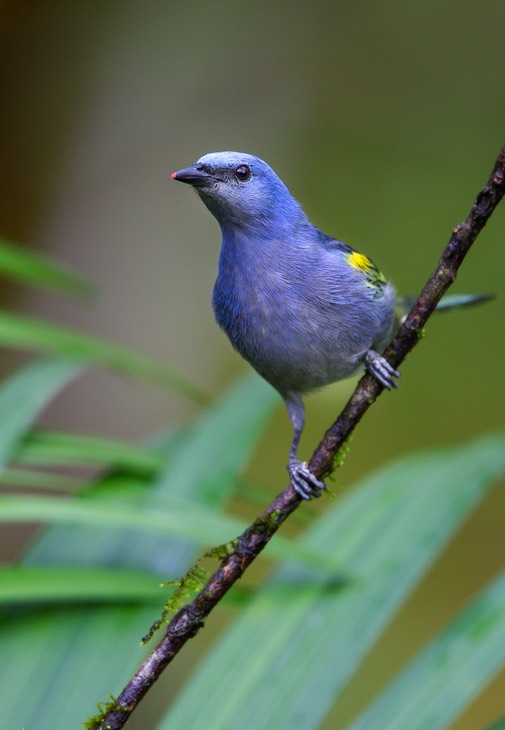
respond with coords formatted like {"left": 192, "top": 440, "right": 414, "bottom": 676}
{"left": 212, "top": 240, "right": 395, "bottom": 394}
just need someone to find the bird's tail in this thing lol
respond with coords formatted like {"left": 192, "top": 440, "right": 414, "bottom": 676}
{"left": 433, "top": 293, "right": 494, "bottom": 311}
{"left": 396, "top": 293, "right": 494, "bottom": 322}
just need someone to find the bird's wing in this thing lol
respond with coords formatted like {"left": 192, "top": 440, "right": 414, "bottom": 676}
{"left": 323, "top": 236, "right": 388, "bottom": 298}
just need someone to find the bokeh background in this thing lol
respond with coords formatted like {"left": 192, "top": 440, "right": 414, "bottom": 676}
{"left": 1, "top": 1, "right": 504, "bottom": 728}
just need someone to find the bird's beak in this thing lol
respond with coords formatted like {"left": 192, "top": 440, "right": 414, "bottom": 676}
{"left": 171, "top": 165, "right": 212, "bottom": 187}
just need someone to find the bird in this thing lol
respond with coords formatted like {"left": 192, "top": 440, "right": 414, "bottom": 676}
{"left": 171, "top": 151, "right": 487, "bottom": 500}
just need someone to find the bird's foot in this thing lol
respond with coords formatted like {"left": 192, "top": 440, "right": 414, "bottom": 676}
{"left": 288, "top": 458, "right": 325, "bottom": 500}
{"left": 364, "top": 350, "right": 400, "bottom": 389}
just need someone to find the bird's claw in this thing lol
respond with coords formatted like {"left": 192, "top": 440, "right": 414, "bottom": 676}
{"left": 288, "top": 459, "right": 325, "bottom": 500}
{"left": 364, "top": 350, "right": 400, "bottom": 389}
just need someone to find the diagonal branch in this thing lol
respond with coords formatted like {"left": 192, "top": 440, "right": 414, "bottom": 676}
{"left": 92, "top": 143, "right": 505, "bottom": 730}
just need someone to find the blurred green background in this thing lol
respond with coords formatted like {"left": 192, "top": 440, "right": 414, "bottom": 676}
{"left": 0, "top": 1, "right": 504, "bottom": 728}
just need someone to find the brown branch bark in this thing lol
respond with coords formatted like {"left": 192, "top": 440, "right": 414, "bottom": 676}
{"left": 92, "top": 143, "right": 505, "bottom": 730}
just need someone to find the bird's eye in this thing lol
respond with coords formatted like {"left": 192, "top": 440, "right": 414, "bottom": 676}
{"left": 235, "top": 164, "right": 251, "bottom": 182}
{"left": 196, "top": 164, "right": 204, "bottom": 172}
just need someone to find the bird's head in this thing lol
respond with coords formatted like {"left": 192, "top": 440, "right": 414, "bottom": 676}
{"left": 171, "top": 151, "right": 306, "bottom": 234}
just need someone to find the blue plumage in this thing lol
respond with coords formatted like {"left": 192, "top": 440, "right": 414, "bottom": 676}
{"left": 172, "top": 151, "right": 401, "bottom": 498}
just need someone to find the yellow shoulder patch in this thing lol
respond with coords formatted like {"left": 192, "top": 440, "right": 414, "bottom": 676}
{"left": 346, "top": 251, "right": 374, "bottom": 273}
{"left": 345, "top": 250, "right": 387, "bottom": 292}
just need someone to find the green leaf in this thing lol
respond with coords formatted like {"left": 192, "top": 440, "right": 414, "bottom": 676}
{"left": 0, "top": 358, "right": 84, "bottom": 467}
{"left": 0, "top": 492, "right": 246, "bottom": 544}
{"left": 0, "top": 566, "right": 163, "bottom": 604}
{"left": 0, "top": 565, "right": 251, "bottom": 608}
{"left": 0, "top": 310, "right": 209, "bottom": 404}
{"left": 0, "top": 375, "right": 279, "bottom": 730}
{"left": 15, "top": 428, "right": 162, "bottom": 474}
{"left": 2, "top": 607, "right": 154, "bottom": 728}
{"left": 156, "top": 432, "right": 505, "bottom": 730}
{"left": 0, "top": 237, "right": 91, "bottom": 297}
{"left": 0, "top": 493, "right": 339, "bottom": 571}
{"left": 0, "top": 468, "right": 81, "bottom": 490}
{"left": 347, "top": 569, "right": 505, "bottom": 730}
{"left": 153, "top": 374, "right": 280, "bottom": 505}
{"left": 25, "top": 374, "right": 277, "bottom": 572}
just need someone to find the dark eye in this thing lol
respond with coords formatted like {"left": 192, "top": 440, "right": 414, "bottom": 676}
{"left": 196, "top": 164, "right": 204, "bottom": 172}
{"left": 235, "top": 164, "right": 251, "bottom": 182}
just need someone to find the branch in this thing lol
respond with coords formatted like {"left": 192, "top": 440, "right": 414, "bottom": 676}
{"left": 92, "top": 143, "right": 505, "bottom": 730}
